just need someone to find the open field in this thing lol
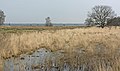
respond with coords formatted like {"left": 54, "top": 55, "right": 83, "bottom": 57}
{"left": 0, "top": 26, "right": 120, "bottom": 71}
{"left": 0, "top": 26, "right": 86, "bottom": 33}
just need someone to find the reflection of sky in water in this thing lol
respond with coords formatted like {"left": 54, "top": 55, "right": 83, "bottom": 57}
{"left": 4, "top": 47, "right": 116, "bottom": 71}
{"left": 4, "top": 48, "right": 71, "bottom": 71}
{"left": 4, "top": 48, "right": 51, "bottom": 71}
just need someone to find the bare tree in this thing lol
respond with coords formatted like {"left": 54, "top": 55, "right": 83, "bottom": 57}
{"left": 45, "top": 17, "right": 53, "bottom": 26}
{"left": 0, "top": 10, "right": 5, "bottom": 25}
{"left": 87, "top": 5, "right": 116, "bottom": 28}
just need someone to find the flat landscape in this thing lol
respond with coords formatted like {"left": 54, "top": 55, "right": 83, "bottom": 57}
{"left": 0, "top": 26, "right": 120, "bottom": 71}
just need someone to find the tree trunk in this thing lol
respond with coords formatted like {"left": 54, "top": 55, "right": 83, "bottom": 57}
{"left": 101, "top": 23, "right": 105, "bottom": 28}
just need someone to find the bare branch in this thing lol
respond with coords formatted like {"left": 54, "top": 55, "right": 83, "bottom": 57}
{"left": 87, "top": 5, "right": 116, "bottom": 28}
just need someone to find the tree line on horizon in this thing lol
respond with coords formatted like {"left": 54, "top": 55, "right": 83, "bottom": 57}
{"left": 1, "top": 5, "right": 120, "bottom": 27}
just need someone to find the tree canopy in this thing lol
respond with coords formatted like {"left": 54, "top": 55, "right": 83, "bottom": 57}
{"left": 86, "top": 5, "right": 116, "bottom": 28}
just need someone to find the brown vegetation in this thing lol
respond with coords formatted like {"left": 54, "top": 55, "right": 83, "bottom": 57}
{"left": 0, "top": 26, "right": 120, "bottom": 71}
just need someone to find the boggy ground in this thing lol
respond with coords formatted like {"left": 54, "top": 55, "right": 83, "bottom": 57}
{"left": 0, "top": 26, "right": 120, "bottom": 71}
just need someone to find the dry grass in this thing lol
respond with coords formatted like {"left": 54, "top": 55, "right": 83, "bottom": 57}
{"left": 0, "top": 26, "right": 120, "bottom": 71}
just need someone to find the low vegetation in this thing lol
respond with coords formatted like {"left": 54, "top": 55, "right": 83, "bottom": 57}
{"left": 0, "top": 26, "right": 120, "bottom": 71}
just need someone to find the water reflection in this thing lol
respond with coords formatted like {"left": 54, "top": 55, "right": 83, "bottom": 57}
{"left": 4, "top": 48, "right": 119, "bottom": 71}
{"left": 4, "top": 48, "right": 70, "bottom": 71}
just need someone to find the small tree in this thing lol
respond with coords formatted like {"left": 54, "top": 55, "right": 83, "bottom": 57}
{"left": 45, "top": 17, "right": 53, "bottom": 26}
{"left": 87, "top": 5, "right": 116, "bottom": 28}
{"left": 0, "top": 10, "right": 5, "bottom": 25}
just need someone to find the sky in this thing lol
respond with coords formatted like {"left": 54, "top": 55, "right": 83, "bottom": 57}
{"left": 0, "top": 0, "right": 120, "bottom": 23}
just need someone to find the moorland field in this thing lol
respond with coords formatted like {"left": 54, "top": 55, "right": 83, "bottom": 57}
{"left": 0, "top": 26, "right": 120, "bottom": 71}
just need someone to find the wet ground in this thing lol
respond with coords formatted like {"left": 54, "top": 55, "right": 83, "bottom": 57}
{"left": 3, "top": 47, "right": 120, "bottom": 71}
{"left": 4, "top": 48, "right": 71, "bottom": 71}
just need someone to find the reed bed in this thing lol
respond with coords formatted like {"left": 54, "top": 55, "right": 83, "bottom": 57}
{"left": 0, "top": 26, "right": 120, "bottom": 71}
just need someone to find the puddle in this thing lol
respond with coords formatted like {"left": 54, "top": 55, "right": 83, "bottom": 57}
{"left": 4, "top": 48, "right": 71, "bottom": 71}
{"left": 3, "top": 48, "right": 119, "bottom": 71}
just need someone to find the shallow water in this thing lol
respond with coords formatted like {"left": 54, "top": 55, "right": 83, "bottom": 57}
{"left": 4, "top": 48, "right": 73, "bottom": 71}
{"left": 4, "top": 48, "right": 120, "bottom": 71}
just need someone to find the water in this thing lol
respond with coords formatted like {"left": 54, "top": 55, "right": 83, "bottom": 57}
{"left": 4, "top": 48, "right": 70, "bottom": 71}
{"left": 2, "top": 23, "right": 85, "bottom": 26}
{"left": 4, "top": 48, "right": 119, "bottom": 71}
{"left": 3, "top": 48, "right": 84, "bottom": 71}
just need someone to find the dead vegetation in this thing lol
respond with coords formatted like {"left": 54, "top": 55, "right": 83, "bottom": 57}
{"left": 0, "top": 26, "right": 120, "bottom": 71}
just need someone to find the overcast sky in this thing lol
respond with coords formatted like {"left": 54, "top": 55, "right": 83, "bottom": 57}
{"left": 0, "top": 0, "right": 120, "bottom": 23}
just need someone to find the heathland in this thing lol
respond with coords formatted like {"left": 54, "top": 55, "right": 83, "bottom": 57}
{"left": 0, "top": 26, "right": 120, "bottom": 71}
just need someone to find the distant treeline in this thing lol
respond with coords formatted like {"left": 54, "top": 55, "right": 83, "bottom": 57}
{"left": 1, "top": 23, "right": 85, "bottom": 26}
{"left": 107, "top": 17, "right": 120, "bottom": 26}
